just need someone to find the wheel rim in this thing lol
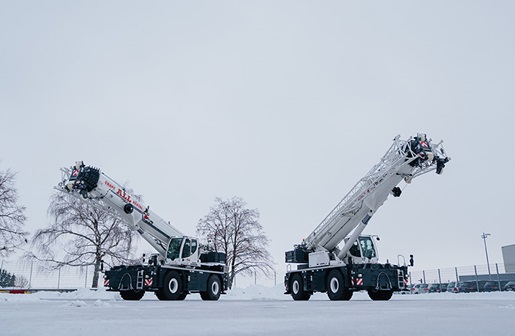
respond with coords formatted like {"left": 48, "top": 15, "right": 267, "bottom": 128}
{"left": 169, "top": 278, "right": 179, "bottom": 293}
{"left": 293, "top": 280, "right": 300, "bottom": 294}
{"left": 212, "top": 280, "right": 220, "bottom": 295}
{"left": 330, "top": 277, "right": 339, "bottom": 293}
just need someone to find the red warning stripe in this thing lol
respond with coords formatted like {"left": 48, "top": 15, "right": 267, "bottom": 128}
{"left": 144, "top": 278, "right": 153, "bottom": 287}
{"left": 351, "top": 277, "right": 363, "bottom": 286}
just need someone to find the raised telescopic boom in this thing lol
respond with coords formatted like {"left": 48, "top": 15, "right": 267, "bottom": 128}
{"left": 301, "top": 133, "right": 449, "bottom": 260}
{"left": 57, "top": 161, "right": 183, "bottom": 258}
{"left": 284, "top": 133, "right": 449, "bottom": 301}
{"left": 56, "top": 162, "right": 228, "bottom": 301}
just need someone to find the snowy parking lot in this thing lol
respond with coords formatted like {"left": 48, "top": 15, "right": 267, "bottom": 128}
{"left": 1, "top": 286, "right": 514, "bottom": 336}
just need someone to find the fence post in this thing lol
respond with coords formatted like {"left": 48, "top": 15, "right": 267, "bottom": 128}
{"left": 496, "top": 264, "right": 501, "bottom": 292}
{"left": 438, "top": 269, "right": 442, "bottom": 287}
{"left": 455, "top": 267, "right": 459, "bottom": 283}
{"left": 85, "top": 265, "right": 88, "bottom": 288}
{"left": 274, "top": 270, "right": 277, "bottom": 286}
{"left": 422, "top": 270, "right": 426, "bottom": 284}
{"left": 474, "top": 265, "right": 480, "bottom": 292}
{"left": 409, "top": 272, "right": 413, "bottom": 294}
{"left": 29, "top": 261, "right": 33, "bottom": 289}
{"left": 57, "top": 268, "right": 61, "bottom": 289}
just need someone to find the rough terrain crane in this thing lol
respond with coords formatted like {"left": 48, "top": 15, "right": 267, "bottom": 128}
{"left": 57, "top": 162, "right": 228, "bottom": 301}
{"left": 284, "top": 133, "right": 450, "bottom": 301}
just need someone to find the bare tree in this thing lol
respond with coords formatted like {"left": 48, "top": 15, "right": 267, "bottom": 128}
{"left": 0, "top": 166, "right": 29, "bottom": 257}
{"left": 26, "top": 191, "right": 138, "bottom": 288}
{"left": 14, "top": 274, "right": 28, "bottom": 288}
{"left": 197, "top": 197, "right": 273, "bottom": 288}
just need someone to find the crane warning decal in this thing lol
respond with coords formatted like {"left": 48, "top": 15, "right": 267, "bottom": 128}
{"left": 351, "top": 277, "right": 363, "bottom": 286}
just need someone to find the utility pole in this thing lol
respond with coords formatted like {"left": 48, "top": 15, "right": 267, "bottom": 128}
{"left": 481, "top": 232, "right": 491, "bottom": 277}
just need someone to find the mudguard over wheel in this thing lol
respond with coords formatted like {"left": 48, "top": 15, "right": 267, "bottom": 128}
{"left": 120, "top": 289, "right": 145, "bottom": 301}
{"left": 290, "top": 273, "right": 311, "bottom": 301}
{"left": 157, "top": 270, "right": 185, "bottom": 300}
{"left": 327, "top": 269, "right": 353, "bottom": 301}
{"left": 368, "top": 289, "right": 393, "bottom": 301}
{"left": 200, "top": 275, "right": 222, "bottom": 301}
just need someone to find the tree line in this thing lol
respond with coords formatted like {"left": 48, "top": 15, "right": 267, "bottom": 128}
{"left": 0, "top": 268, "right": 28, "bottom": 288}
{"left": 0, "top": 163, "right": 273, "bottom": 288}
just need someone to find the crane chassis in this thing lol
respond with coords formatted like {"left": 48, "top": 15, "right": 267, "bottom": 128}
{"left": 284, "top": 134, "right": 449, "bottom": 301}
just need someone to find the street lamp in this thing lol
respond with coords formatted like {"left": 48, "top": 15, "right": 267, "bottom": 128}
{"left": 481, "top": 232, "right": 491, "bottom": 277}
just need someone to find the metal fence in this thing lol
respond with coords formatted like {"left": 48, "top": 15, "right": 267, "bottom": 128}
{"left": 0, "top": 258, "right": 282, "bottom": 289}
{"left": 2, "top": 258, "right": 514, "bottom": 290}
{"left": 409, "top": 262, "right": 515, "bottom": 290}
{"left": 0, "top": 259, "right": 95, "bottom": 289}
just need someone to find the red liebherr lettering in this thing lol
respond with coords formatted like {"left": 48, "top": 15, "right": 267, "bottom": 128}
{"left": 104, "top": 181, "right": 116, "bottom": 190}
{"left": 116, "top": 188, "right": 132, "bottom": 203}
{"left": 105, "top": 181, "right": 143, "bottom": 210}
{"left": 132, "top": 200, "right": 144, "bottom": 211}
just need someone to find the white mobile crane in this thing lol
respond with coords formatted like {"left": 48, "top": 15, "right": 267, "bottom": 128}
{"left": 284, "top": 134, "right": 450, "bottom": 301}
{"left": 57, "top": 162, "right": 228, "bottom": 301}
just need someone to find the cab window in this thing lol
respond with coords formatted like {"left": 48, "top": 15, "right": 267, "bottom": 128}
{"left": 191, "top": 239, "right": 198, "bottom": 255}
{"left": 182, "top": 239, "right": 192, "bottom": 258}
{"left": 349, "top": 240, "right": 361, "bottom": 257}
{"left": 359, "top": 237, "right": 376, "bottom": 258}
{"left": 167, "top": 238, "right": 183, "bottom": 260}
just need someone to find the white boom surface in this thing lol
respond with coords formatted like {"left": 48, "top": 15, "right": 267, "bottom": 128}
{"left": 56, "top": 162, "right": 184, "bottom": 257}
{"left": 304, "top": 134, "right": 449, "bottom": 259}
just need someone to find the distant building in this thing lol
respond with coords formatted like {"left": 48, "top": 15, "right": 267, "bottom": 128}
{"left": 502, "top": 244, "right": 515, "bottom": 273}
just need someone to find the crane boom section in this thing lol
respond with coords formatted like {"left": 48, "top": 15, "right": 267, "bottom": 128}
{"left": 305, "top": 134, "right": 448, "bottom": 252}
{"left": 57, "top": 162, "right": 184, "bottom": 257}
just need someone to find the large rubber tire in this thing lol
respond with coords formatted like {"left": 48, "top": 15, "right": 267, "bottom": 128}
{"left": 159, "top": 270, "right": 184, "bottom": 300}
{"left": 155, "top": 288, "right": 187, "bottom": 301}
{"left": 326, "top": 270, "right": 353, "bottom": 301}
{"left": 120, "top": 290, "right": 145, "bottom": 301}
{"left": 200, "top": 275, "right": 222, "bottom": 301}
{"left": 290, "top": 273, "right": 311, "bottom": 301}
{"left": 155, "top": 290, "right": 166, "bottom": 301}
{"left": 368, "top": 289, "right": 393, "bottom": 301}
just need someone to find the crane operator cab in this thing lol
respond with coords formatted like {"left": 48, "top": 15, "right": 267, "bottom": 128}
{"left": 345, "top": 235, "right": 379, "bottom": 264}
{"left": 166, "top": 237, "right": 200, "bottom": 266}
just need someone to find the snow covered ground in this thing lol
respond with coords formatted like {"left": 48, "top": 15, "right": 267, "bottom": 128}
{"left": 1, "top": 286, "right": 514, "bottom": 336}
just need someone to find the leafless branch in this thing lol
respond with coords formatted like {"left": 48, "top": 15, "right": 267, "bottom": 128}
{"left": 25, "top": 190, "right": 138, "bottom": 287}
{"left": 197, "top": 197, "right": 274, "bottom": 288}
{"left": 0, "top": 166, "right": 29, "bottom": 258}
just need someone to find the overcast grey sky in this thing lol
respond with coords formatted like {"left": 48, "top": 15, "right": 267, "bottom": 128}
{"left": 1, "top": 1, "right": 514, "bottom": 275}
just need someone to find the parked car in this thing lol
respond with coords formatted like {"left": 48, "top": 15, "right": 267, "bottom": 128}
{"left": 398, "top": 285, "right": 412, "bottom": 295}
{"left": 446, "top": 282, "right": 459, "bottom": 293}
{"left": 483, "top": 281, "right": 508, "bottom": 292}
{"left": 458, "top": 281, "right": 478, "bottom": 293}
{"left": 458, "top": 281, "right": 488, "bottom": 293}
{"left": 502, "top": 281, "right": 515, "bottom": 291}
{"left": 411, "top": 283, "right": 429, "bottom": 294}
{"left": 427, "top": 283, "right": 443, "bottom": 293}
